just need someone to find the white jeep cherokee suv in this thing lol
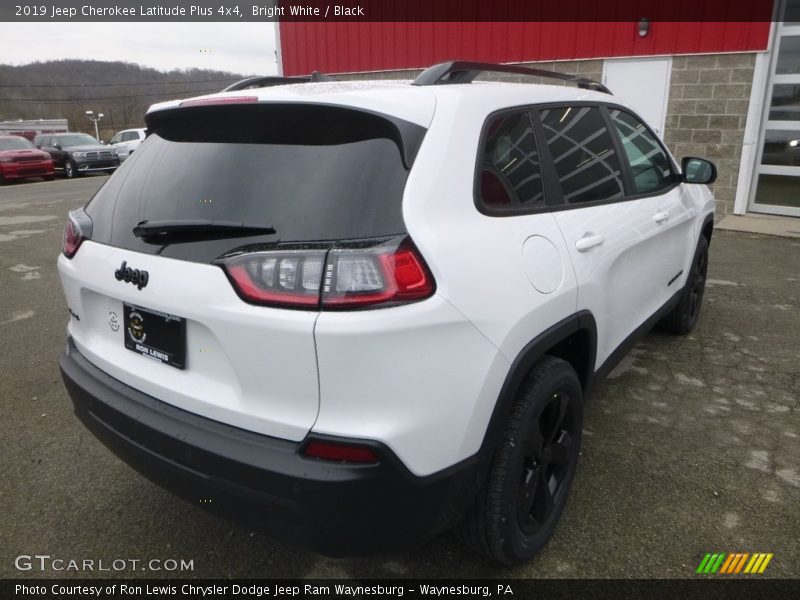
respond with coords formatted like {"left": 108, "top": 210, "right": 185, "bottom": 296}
{"left": 57, "top": 62, "right": 716, "bottom": 564}
{"left": 109, "top": 128, "right": 146, "bottom": 161}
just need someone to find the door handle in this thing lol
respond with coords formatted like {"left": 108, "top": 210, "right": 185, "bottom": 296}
{"left": 653, "top": 211, "right": 669, "bottom": 224}
{"left": 575, "top": 234, "right": 605, "bottom": 252}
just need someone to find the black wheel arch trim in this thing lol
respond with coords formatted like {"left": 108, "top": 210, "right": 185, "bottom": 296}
{"left": 477, "top": 311, "right": 597, "bottom": 464}
{"left": 701, "top": 212, "right": 714, "bottom": 245}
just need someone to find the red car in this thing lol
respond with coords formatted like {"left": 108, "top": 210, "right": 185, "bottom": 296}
{"left": 0, "top": 135, "right": 55, "bottom": 183}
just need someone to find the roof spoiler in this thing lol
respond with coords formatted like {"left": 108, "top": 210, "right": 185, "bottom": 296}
{"left": 221, "top": 71, "right": 336, "bottom": 92}
{"left": 411, "top": 61, "right": 612, "bottom": 94}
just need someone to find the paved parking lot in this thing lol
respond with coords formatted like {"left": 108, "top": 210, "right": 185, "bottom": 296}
{"left": 1, "top": 177, "right": 798, "bottom": 579}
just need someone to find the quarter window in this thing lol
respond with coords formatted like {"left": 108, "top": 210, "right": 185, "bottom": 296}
{"left": 609, "top": 109, "right": 675, "bottom": 194}
{"left": 477, "top": 111, "right": 544, "bottom": 209}
{"left": 538, "top": 106, "right": 624, "bottom": 204}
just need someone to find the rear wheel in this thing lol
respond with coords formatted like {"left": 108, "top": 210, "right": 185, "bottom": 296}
{"left": 459, "top": 356, "right": 583, "bottom": 564}
{"left": 659, "top": 236, "right": 709, "bottom": 334}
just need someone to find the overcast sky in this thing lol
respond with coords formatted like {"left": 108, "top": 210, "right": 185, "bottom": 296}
{"left": 0, "top": 23, "right": 279, "bottom": 75}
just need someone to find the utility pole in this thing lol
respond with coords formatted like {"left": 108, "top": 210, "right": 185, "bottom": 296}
{"left": 85, "top": 110, "right": 104, "bottom": 141}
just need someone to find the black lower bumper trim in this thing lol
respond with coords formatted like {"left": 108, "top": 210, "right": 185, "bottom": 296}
{"left": 58, "top": 339, "right": 480, "bottom": 555}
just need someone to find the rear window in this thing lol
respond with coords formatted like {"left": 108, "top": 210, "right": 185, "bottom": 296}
{"left": 86, "top": 104, "right": 424, "bottom": 263}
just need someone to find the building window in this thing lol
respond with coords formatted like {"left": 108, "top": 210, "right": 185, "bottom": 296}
{"left": 750, "top": 2, "right": 800, "bottom": 216}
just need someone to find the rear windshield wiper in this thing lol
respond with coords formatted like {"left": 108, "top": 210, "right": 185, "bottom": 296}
{"left": 133, "top": 219, "right": 276, "bottom": 239}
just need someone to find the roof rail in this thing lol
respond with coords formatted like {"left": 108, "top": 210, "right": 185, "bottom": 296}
{"left": 411, "top": 61, "right": 612, "bottom": 94}
{"left": 221, "top": 76, "right": 311, "bottom": 92}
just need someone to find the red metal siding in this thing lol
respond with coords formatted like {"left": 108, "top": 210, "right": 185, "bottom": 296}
{"left": 280, "top": 16, "right": 771, "bottom": 76}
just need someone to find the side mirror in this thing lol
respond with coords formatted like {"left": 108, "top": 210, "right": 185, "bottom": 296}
{"left": 53, "top": 142, "right": 62, "bottom": 150}
{"left": 681, "top": 157, "right": 717, "bottom": 185}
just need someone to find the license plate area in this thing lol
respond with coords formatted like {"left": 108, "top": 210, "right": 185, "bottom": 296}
{"left": 123, "top": 303, "right": 186, "bottom": 369}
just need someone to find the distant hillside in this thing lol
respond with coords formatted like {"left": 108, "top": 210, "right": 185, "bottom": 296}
{"left": 0, "top": 60, "right": 247, "bottom": 140}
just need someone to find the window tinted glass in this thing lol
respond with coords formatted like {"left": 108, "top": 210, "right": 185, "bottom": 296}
{"left": 609, "top": 109, "right": 674, "bottom": 194}
{"left": 58, "top": 134, "right": 98, "bottom": 147}
{"left": 86, "top": 104, "right": 422, "bottom": 264}
{"left": 0, "top": 137, "right": 35, "bottom": 150}
{"left": 477, "top": 111, "right": 544, "bottom": 208}
{"left": 539, "top": 106, "right": 624, "bottom": 204}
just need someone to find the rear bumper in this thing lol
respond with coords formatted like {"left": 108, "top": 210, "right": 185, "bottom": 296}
{"left": 58, "top": 338, "right": 480, "bottom": 556}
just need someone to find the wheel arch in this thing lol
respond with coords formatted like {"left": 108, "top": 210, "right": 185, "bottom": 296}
{"left": 701, "top": 213, "right": 714, "bottom": 246}
{"left": 478, "top": 311, "right": 597, "bottom": 462}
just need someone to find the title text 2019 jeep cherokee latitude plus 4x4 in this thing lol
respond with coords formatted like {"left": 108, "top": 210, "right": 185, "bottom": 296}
{"left": 57, "top": 62, "right": 716, "bottom": 564}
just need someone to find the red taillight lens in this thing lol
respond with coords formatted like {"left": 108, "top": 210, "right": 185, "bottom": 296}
{"left": 302, "top": 441, "right": 379, "bottom": 464}
{"left": 63, "top": 213, "right": 89, "bottom": 258}
{"left": 223, "top": 249, "right": 326, "bottom": 308}
{"left": 322, "top": 242, "right": 435, "bottom": 308}
{"left": 220, "top": 236, "right": 435, "bottom": 310}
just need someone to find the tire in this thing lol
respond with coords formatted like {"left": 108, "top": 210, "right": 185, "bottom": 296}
{"left": 459, "top": 356, "right": 583, "bottom": 565}
{"left": 659, "top": 235, "right": 709, "bottom": 335}
{"left": 64, "top": 161, "right": 76, "bottom": 178}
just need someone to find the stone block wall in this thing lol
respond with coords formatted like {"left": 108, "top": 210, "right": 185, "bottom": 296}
{"left": 663, "top": 54, "right": 755, "bottom": 217}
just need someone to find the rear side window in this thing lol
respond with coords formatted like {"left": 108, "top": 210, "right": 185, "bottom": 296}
{"left": 608, "top": 109, "right": 675, "bottom": 195}
{"left": 86, "top": 104, "right": 425, "bottom": 263}
{"left": 538, "top": 106, "right": 624, "bottom": 204}
{"left": 477, "top": 111, "right": 544, "bottom": 210}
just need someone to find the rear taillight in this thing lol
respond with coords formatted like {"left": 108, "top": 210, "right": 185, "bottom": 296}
{"left": 223, "top": 249, "right": 327, "bottom": 308}
{"left": 219, "top": 236, "right": 435, "bottom": 310}
{"left": 62, "top": 209, "right": 92, "bottom": 259}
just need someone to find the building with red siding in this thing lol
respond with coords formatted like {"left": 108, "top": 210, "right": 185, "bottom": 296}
{"left": 278, "top": 1, "right": 799, "bottom": 220}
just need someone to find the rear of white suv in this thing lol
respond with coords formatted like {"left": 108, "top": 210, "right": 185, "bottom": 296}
{"left": 58, "top": 63, "right": 716, "bottom": 564}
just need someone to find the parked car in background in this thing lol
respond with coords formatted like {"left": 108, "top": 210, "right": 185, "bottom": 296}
{"left": 110, "top": 128, "right": 146, "bottom": 161}
{"left": 36, "top": 132, "right": 119, "bottom": 178}
{"left": 0, "top": 135, "right": 54, "bottom": 183}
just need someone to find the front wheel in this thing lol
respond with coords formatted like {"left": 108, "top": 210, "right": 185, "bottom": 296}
{"left": 659, "top": 235, "right": 709, "bottom": 334}
{"left": 64, "top": 161, "right": 76, "bottom": 178}
{"left": 459, "top": 356, "right": 583, "bottom": 564}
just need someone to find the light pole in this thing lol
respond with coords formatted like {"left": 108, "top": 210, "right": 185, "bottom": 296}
{"left": 85, "top": 110, "right": 104, "bottom": 141}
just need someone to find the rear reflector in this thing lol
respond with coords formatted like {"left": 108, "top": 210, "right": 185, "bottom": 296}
{"left": 302, "top": 441, "right": 379, "bottom": 464}
{"left": 180, "top": 96, "right": 258, "bottom": 107}
{"left": 219, "top": 236, "right": 435, "bottom": 310}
